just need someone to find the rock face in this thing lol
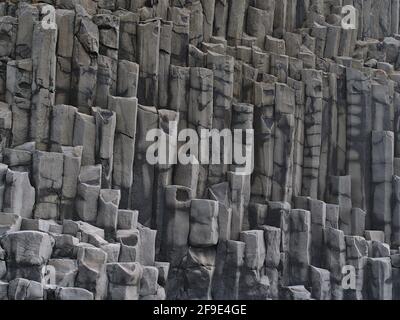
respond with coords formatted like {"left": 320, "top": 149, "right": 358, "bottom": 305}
{"left": 0, "top": 0, "right": 400, "bottom": 301}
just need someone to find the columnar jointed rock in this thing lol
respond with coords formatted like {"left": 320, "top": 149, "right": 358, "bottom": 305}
{"left": 1, "top": 0, "right": 400, "bottom": 301}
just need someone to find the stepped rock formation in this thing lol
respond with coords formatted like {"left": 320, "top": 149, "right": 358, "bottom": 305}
{"left": 0, "top": 0, "right": 400, "bottom": 300}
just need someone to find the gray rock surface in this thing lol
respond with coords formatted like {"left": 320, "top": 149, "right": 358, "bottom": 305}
{"left": 0, "top": 0, "right": 400, "bottom": 301}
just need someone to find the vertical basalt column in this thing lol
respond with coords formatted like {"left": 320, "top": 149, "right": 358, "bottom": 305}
{"left": 230, "top": 102, "right": 253, "bottom": 233}
{"left": 188, "top": 67, "right": 213, "bottom": 198}
{"left": 33, "top": 150, "right": 64, "bottom": 220}
{"left": 115, "top": 10, "right": 139, "bottom": 63}
{"left": 49, "top": 104, "right": 77, "bottom": 152}
{"left": 319, "top": 72, "right": 338, "bottom": 200}
{"left": 0, "top": 102, "right": 11, "bottom": 162}
{"left": 371, "top": 131, "right": 394, "bottom": 243}
{"left": 273, "top": 0, "right": 287, "bottom": 38}
{"left": 262, "top": 225, "right": 281, "bottom": 299}
{"left": 154, "top": 110, "right": 178, "bottom": 255}
{"left": 309, "top": 199, "right": 326, "bottom": 267}
{"left": 55, "top": 9, "right": 74, "bottom": 105}
{"left": 325, "top": 227, "right": 346, "bottom": 300}
{"left": 93, "top": 13, "right": 119, "bottom": 108}
{"left": 15, "top": 2, "right": 38, "bottom": 60}
{"left": 371, "top": 80, "right": 394, "bottom": 132}
{"left": 370, "top": 0, "right": 392, "bottom": 39}
{"left": 252, "top": 82, "right": 275, "bottom": 203}
{"left": 324, "top": 25, "right": 341, "bottom": 59}
{"left": 270, "top": 54, "right": 289, "bottom": 83}
{"left": 131, "top": 105, "right": 159, "bottom": 227}
{"left": 60, "top": 146, "right": 83, "bottom": 220}
{"left": 393, "top": 176, "right": 400, "bottom": 247}
{"left": 302, "top": 69, "right": 323, "bottom": 199}
{"left": 246, "top": 5, "right": 274, "bottom": 49}
{"left": 286, "top": 0, "right": 297, "bottom": 32}
{"left": 30, "top": 18, "right": 57, "bottom": 151}
{"left": 328, "top": 175, "right": 352, "bottom": 235}
{"left": 265, "top": 202, "right": 291, "bottom": 287}
{"left": 345, "top": 236, "right": 368, "bottom": 300}
{"left": 206, "top": 51, "right": 234, "bottom": 186}
{"left": 168, "top": 7, "right": 190, "bottom": 67}
{"left": 75, "top": 164, "right": 102, "bottom": 223}
{"left": 212, "top": 240, "right": 245, "bottom": 300}
{"left": 311, "top": 23, "right": 327, "bottom": 58}
{"left": 0, "top": 15, "right": 17, "bottom": 62}
{"left": 137, "top": 19, "right": 160, "bottom": 107}
{"left": 288, "top": 78, "right": 305, "bottom": 198}
{"left": 162, "top": 185, "right": 192, "bottom": 299}
{"left": 158, "top": 21, "right": 172, "bottom": 109}
{"left": 169, "top": 65, "right": 190, "bottom": 133}
{"left": 213, "top": 0, "right": 228, "bottom": 37}
{"left": 108, "top": 96, "right": 138, "bottom": 209}
{"left": 239, "top": 230, "right": 269, "bottom": 300}
{"left": 229, "top": 171, "right": 251, "bottom": 241}
{"left": 288, "top": 209, "right": 311, "bottom": 286}
{"left": 73, "top": 112, "right": 96, "bottom": 166}
{"left": 346, "top": 68, "right": 372, "bottom": 214}
{"left": 96, "top": 189, "right": 121, "bottom": 240}
{"left": 92, "top": 107, "right": 116, "bottom": 189}
{"left": 71, "top": 5, "right": 98, "bottom": 113}
{"left": 272, "top": 83, "right": 295, "bottom": 203}
{"left": 241, "top": 63, "right": 258, "bottom": 104}
{"left": 226, "top": 0, "right": 246, "bottom": 46}
{"left": 187, "top": 0, "right": 204, "bottom": 47}
{"left": 116, "top": 60, "right": 139, "bottom": 98}
{"left": 366, "top": 257, "right": 393, "bottom": 300}
{"left": 331, "top": 63, "right": 347, "bottom": 176}
{"left": 6, "top": 59, "right": 32, "bottom": 147}
{"left": 200, "top": 0, "right": 215, "bottom": 42}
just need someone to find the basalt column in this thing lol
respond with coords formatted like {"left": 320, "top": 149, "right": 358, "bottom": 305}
{"left": 302, "top": 69, "right": 323, "bottom": 199}
{"left": 346, "top": 68, "right": 372, "bottom": 214}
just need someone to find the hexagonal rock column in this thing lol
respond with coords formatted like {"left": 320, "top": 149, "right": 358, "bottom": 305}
{"left": 1, "top": 231, "right": 54, "bottom": 283}
{"left": 96, "top": 189, "right": 120, "bottom": 240}
{"left": 55, "top": 9, "right": 74, "bottom": 105}
{"left": 252, "top": 82, "right": 275, "bottom": 203}
{"left": 161, "top": 185, "right": 192, "bottom": 299}
{"left": 168, "top": 7, "right": 189, "bottom": 67}
{"left": 272, "top": 83, "right": 295, "bottom": 203}
{"left": 106, "top": 262, "right": 142, "bottom": 300}
{"left": 328, "top": 175, "right": 352, "bottom": 236}
{"left": 70, "top": 6, "right": 99, "bottom": 112}
{"left": 131, "top": 105, "right": 158, "bottom": 227}
{"left": 206, "top": 51, "right": 234, "bottom": 186}
{"left": 288, "top": 209, "right": 311, "bottom": 286}
{"left": 301, "top": 69, "right": 323, "bottom": 199}
{"left": 2, "top": 169, "right": 35, "bottom": 218}
{"left": 5, "top": 60, "right": 32, "bottom": 148}
{"left": 212, "top": 240, "right": 245, "bottom": 300}
{"left": 325, "top": 227, "right": 346, "bottom": 300}
{"left": 344, "top": 236, "right": 368, "bottom": 300}
{"left": 371, "top": 131, "right": 394, "bottom": 243}
{"left": 32, "top": 151, "right": 63, "bottom": 220}
{"left": 92, "top": 107, "right": 116, "bottom": 189}
{"left": 137, "top": 19, "right": 160, "bottom": 106}
{"left": 75, "top": 246, "right": 108, "bottom": 300}
{"left": 75, "top": 165, "right": 102, "bottom": 223}
{"left": 60, "top": 146, "right": 83, "bottom": 220}
{"left": 108, "top": 96, "right": 138, "bottom": 208}
{"left": 346, "top": 68, "right": 372, "bottom": 213}
{"left": 239, "top": 230, "right": 269, "bottom": 300}
{"left": 153, "top": 110, "right": 179, "bottom": 254}
{"left": 30, "top": 17, "right": 57, "bottom": 151}
{"left": 365, "top": 257, "right": 393, "bottom": 300}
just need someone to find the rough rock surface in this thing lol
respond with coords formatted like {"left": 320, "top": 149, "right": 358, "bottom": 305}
{"left": 0, "top": 0, "right": 400, "bottom": 300}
